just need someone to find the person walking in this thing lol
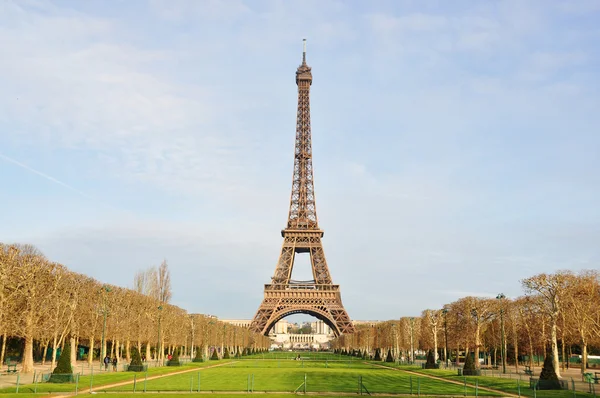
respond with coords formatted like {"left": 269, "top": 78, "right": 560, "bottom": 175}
{"left": 103, "top": 355, "right": 110, "bottom": 371}
{"left": 112, "top": 357, "right": 118, "bottom": 371}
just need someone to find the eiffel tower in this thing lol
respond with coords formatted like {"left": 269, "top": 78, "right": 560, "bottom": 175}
{"left": 249, "top": 40, "right": 355, "bottom": 336}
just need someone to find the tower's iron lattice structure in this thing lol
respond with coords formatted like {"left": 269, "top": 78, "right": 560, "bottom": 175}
{"left": 250, "top": 40, "right": 354, "bottom": 336}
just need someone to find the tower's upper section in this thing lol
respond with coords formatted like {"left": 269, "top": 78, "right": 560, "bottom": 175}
{"left": 296, "top": 39, "right": 312, "bottom": 85}
{"left": 286, "top": 39, "right": 318, "bottom": 231}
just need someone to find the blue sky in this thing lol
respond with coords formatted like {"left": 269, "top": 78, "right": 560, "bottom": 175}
{"left": 1, "top": 0, "right": 599, "bottom": 322}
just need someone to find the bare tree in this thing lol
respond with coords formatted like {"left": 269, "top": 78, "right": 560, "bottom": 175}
{"left": 522, "top": 271, "right": 572, "bottom": 377}
{"left": 564, "top": 270, "right": 600, "bottom": 377}
{"left": 422, "top": 309, "right": 441, "bottom": 361}
{"left": 134, "top": 268, "right": 158, "bottom": 297}
{"left": 156, "top": 260, "right": 172, "bottom": 304}
{"left": 8, "top": 245, "right": 52, "bottom": 373}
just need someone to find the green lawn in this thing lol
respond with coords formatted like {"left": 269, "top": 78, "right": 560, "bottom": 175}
{"left": 378, "top": 364, "right": 595, "bottom": 398}
{"left": 4, "top": 356, "right": 592, "bottom": 397}
{"left": 106, "top": 359, "right": 498, "bottom": 396}
{"left": 0, "top": 361, "right": 225, "bottom": 394}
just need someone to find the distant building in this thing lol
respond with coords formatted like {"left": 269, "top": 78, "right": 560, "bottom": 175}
{"left": 220, "top": 318, "right": 381, "bottom": 350}
{"left": 352, "top": 320, "right": 382, "bottom": 327}
{"left": 220, "top": 319, "right": 252, "bottom": 328}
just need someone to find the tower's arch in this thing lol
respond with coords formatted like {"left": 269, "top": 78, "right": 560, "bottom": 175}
{"left": 265, "top": 307, "right": 341, "bottom": 336}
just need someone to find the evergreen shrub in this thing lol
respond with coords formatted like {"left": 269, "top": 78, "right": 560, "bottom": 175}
{"left": 192, "top": 347, "right": 204, "bottom": 363}
{"left": 49, "top": 344, "right": 73, "bottom": 383}
{"left": 167, "top": 348, "right": 181, "bottom": 366}
{"left": 385, "top": 349, "right": 394, "bottom": 363}
{"left": 462, "top": 351, "right": 480, "bottom": 376}
{"left": 373, "top": 348, "right": 382, "bottom": 361}
{"left": 425, "top": 350, "right": 440, "bottom": 369}
{"left": 537, "top": 354, "right": 562, "bottom": 390}
{"left": 128, "top": 347, "right": 145, "bottom": 372}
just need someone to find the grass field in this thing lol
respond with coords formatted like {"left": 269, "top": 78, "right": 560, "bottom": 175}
{"left": 379, "top": 363, "right": 597, "bottom": 398}
{"left": 1, "top": 353, "right": 596, "bottom": 397}
{"left": 0, "top": 361, "right": 222, "bottom": 394}
{"left": 106, "top": 359, "right": 494, "bottom": 396}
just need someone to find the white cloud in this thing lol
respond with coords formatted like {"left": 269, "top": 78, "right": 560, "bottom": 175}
{"left": 0, "top": 1, "right": 276, "bottom": 204}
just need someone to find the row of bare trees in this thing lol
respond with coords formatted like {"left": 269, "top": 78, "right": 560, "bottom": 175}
{"left": 332, "top": 270, "right": 600, "bottom": 377}
{"left": 0, "top": 243, "right": 270, "bottom": 373}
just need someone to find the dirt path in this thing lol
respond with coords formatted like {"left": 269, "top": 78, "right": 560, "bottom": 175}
{"left": 367, "top": 363, "right": 520, "bottom": 398}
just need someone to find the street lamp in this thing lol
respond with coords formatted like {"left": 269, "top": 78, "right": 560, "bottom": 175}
{"left": 409, "top": 317, "right": 415, "bottom": 364}
{"left": 496, "top": 293, "right": 506, "bottom": 374}
{"left": 157, "top": 305, "right": 163, "bottom": 364}
{"left": 442, "top": 308, "right": 449, "bottom": 368}
{"left": 100, "top": 285, "right": 111, "bottom": 363}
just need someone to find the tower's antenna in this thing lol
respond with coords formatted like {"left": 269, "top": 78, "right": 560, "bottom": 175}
{"left": 302, "top": 38, "right": 307, "bottom": 64}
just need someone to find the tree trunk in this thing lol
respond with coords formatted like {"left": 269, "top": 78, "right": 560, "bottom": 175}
{"left": 561, "top": 336, "right": 565, "bottom": 372}
{"left": 51, "top": 333, "right": 58, "bottom": 369}
{"left": 581, "top": 335, "right": 587, "bottom": 377}
{"left": 88, "top": 335, "right": 95, "bottom": 366}
{"left": 560, "top": 312, "right": 566, "bottom": 372}
{"left": 22, "top": 334, "right": 34, "bottom": 373}
{"left": 21, "top": 314, "right": 35, "bottom": 374}
{"left": 41, "top": 341, "right": 49, "bottom": 366}
{"left": 456, "top": 343, "right": 460, "bottom": 366}
{"left": 524, "top": 322, "right": 534, "bottom": 369}
{"left": 474, "top": 324, "right": 481, "bottom": 369}
{"left": 0, "top": 333, "right": 7, "bottom": 366}
{"left": 145, "top": 342, "right": 151, "bottom": 362}
{"left": 126, "top": 339, "right": 131, "bottom": 362}
{"left": 70, "top": 336, "right": 77, "bottom": 368}
{"left": 550, "top": 319, "right": 561, "bottom": 377}
{"left": 433, "top": 328, "right": 438, "bottom": 361}
{"left": 513, "top": 331, "right": 519, "bottom": 372}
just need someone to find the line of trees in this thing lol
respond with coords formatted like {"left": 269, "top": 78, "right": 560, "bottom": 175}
{"left": 331, "top": 270, "right": 600, "bottom": 378}
{"left": 0, "top": 243, "right": 270, "bottom": 373}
